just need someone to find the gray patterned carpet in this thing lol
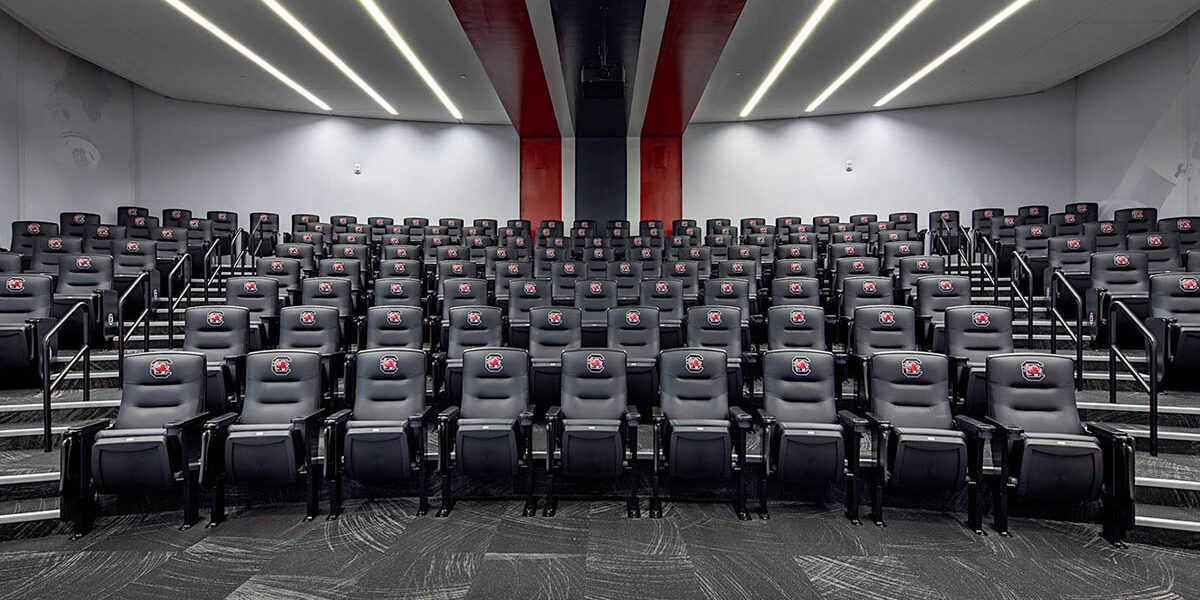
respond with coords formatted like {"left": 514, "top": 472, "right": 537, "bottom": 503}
{"left": 0, "top": 498, "right": 1196, "bottom": 599}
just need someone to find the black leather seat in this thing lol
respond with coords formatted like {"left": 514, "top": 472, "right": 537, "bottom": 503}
{"left": 894, "top": 255, "right": 945, "bottom": 304}
{"left": 436, "top": 347, "right": 536, "bottom": 516}
{"left": 575, "top": 280, "right": 617, "bottom": 346}
{"left": 506, "top": 278, "right": 552, "bottom": 348}
{"left": 984, "top": 353, "right": 1133, "bottom": 542}
{"left": 544, "top": 348, "right": 641, "bottom": 517}
{"left": 53, "top": 254, "right": 117, "bottom": 345}
{"left": 687, "top": 305, "right": 749, "bottom": 404}
{"left": 1146, "top": 272, "right": 1200, "bottom": 387}
{"left": 766, "top": 305, "right": 827, "bottom": 350}
{"left": 434, "top": 305, "right": 502, "bottom": 406}
{"left": 944, "top": 305, "right": 1014, "bottom": 417}
{"left": 203, "top": 350, "right": 329, "bottom": 525}
{"left": 913, "top": 275, "right": 972, "bottom": 352}
{"left": 528, "top": 307, "right": 582, "bottom": 410}
{"left": 182, "top": 306, "right": 249, "bottom": 413}
{"left": 1085, "top": 251, "right": 1150, "bottom": 346}
{"left": 0, "top": 274, "right": 55, "bottom": 382}
{"left": 650, "top": 348, "right": 751, "bottom": 519}
{"left": 771, "top": 276, "right": 820, "bottom": 308}
{"left": 256, "top": 257, "right": 302, "bottom": 302}
{"left": 1126, "top": 232, "right": 1182, "bottom": 274}
{"left": 225, "top": 276, "right": 279, "bottom": 350}
{"left": 639, "top": 279, "right": 684, "bottom": 349}
{"left": 324, "top": 348, "right": 434, "bottom": 517}
{"left": 607, "top": 306, "right": 660, "bottom": 415}
{"left": 363, "top": 305, "right": 423, "bottom": 350}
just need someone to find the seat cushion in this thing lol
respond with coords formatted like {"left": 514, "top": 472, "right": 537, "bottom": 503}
{"left": 345, "top": 425, "right": 413, "bottom": 481}
{"left": 456, "top": 419, "right": 519, "bottom": 477}
{"left": 887, "top": 427, "right": 965, "bottom": 491}
{"left": 668, "top": 420, "right": 731, "bottom": 480}
{"left": 225, "top": 427, "right": 301, "bottom": 485}
{"left": 562, "top": 419, "right": 624, "bottom": 478}
{"left": 775, "top": 422, "right": 843, "bottom": 485}
{"left": 91, "top": 431, "right": 176, "bottom": 492}
{"left": 1013, "top": 433, "right": 1102, "bottom": 502}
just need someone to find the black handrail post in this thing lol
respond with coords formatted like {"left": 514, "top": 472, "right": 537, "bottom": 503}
{"left": 41, "top": 301, "right": 91, "bottom": 452}
{"left": 1109, "top": 300, "right": 1160, "bottom": 455}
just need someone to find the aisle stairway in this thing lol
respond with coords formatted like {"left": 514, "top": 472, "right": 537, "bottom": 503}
{"left": 0, "top": 260, "right": 1196, "bottom": 545}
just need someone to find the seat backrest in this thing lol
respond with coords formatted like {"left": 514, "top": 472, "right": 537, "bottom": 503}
{"left": 379, "top": 258, "right": 421, "bottom": 280}
{"left": 841, "top": 276, "right": 893, "bottom": 317}
{"left": 152, "top": 228, "right": 187, "bottom": 256}
{"left": 84, "top": 224, "right": 126, "bottom": 254}
{"left": 117, "top": 206, "right": 150, "bottom": 227}
{"left": 494, "top": 261, "right": 531, "bottom": 300}
{"left": 1050, "top": 212, "right": 1084, "bottom": 235}
{"left": 607, "top": 261, "right": 643, "bottom": 294}
{"left": 364, "top": 305, "right": 423, "bottom": 349}
{"left": 182, "top": 305, "right": 250, "bottom": 364}
{"left": 528, "top": 307, "right": 582, "bottom": 359}
{"left": 882, "top": 241, "right": 923, "bottom": 271}
{"left": 775, "top": 216, "right": 804, "bottom": 234}
{"left": 1083, "top": 221, "right": 1126, "bottom": 251}
{"left": 896, "top": 255, "right": 945, "bottom": 291}
{"left": 184, "top": 218, "right": 214, "bottom": 247}
{"left": 0, "top": 252, "right": 19, "bottom": 274}
{"left": 868, "top": 351, "right": 952, "bottom": 430}
{"left": 776, "top": 244, "right": 815, "bottom": 260}
{"left": 1158, "top": 216, "right": 1200, "bottom": 250}
{"left": 441, "top": 278, "right": 488, "bottom": 320}
{"left": 507, "top": 279, "right": 552, "bottom": 323}
{"left": 928, "top": 210, "right": 960, "bottom": 235}
{"left": 256, "top": 257, "right": 302, "bottom": 294}
{"left": 11, "top": 221, "right": 59, "bottom": 257}
{"left": 703, "top": 278, "right": 751, "bottom": 317}
{"left": 606, "top": 306, "right": 660, "bottom": 360}
{"left": 31, "top": 236, "right": 82, "bottom": 274}
{"left": 56, "top": 254, "right": 114, "bottom": 293}
{"left": 291, "top": 213, "right": 319, "bottom": 233}
{"left": 1066, "top": 202, "right": 1098, "bottom": 221}
{"left": 774, "top": 258, "right": 818, "bottom": 279}
{"left": 914, "top": 275, "right": 972, "bottom": 321}
{"left": 60, "top": 212, "right": 100, "bottom": 238}
{"left": 352, "top": 348, "right": 425, "bottom": 420}
{"left": 446, "top": 306, "right": 502, "bottom": 359}
{"left": 834, "top": 257, "right": 880, "bottom": 295}
{"left": 1114, "top": 207, "right": 1156, "bottom": 233}
{"left": 116, "top": 352, "right": 208, "bottom": 429}
{"left": 889, "top": 212, "right": 918, "bottom": 232}
{"left": 460, "top": 347, "right": 529, "bottom": 419}
{"left": 551, "top": 261, "right": 584, "bottom": 298}
{"left": 373, "top": 277, "right": 422, "bottom": 308}
{"left": 437, "top": 259, "right": 478, "bottom": 283}
{"left": 560, "top": 349, "right": 627, "bottom": 420}
{"left": 667, "top": 260, "right": 700, "bottom": 297}
{"left": 207, "top": 211, "right": 238, "bottom": 237}
{"left": 985, "top": 353, "right": 1081, "bottom": 435}
{"left": 1090, "top": 251, "right": 1149, "bottom": 295}
{"left": 225, "top": 277, "right": 279, "bottom": 322}
{"left": 1018, "top": 205, "right": 1048, "bottom": 224}
{"left": 827, "top": 243, "right": 868, "bottom": 270}
{"left": 944, "top": 305, "right": 1013, "bottom": 363}
{"left": 162, "top": 208, "right": 192, "bottom": 228}
{"left": 1047, "top": 235, "right": 1096, "bottom": 272}
{"left": 767, "top": 305, "right": 826, "bottom": 350}
{"left": 125, "top": 215, "right": 158, "bottom": 239}
{"left": 762, "top": 349, "right": 836, "bottom": 423}
{"left": 638, "top": 279, "right": 684, "bottom": 322}
{"left": 301, "top": 277, "right": 353, "bottom": 316}
{"left": 971, "top": 208, "right": 1003, "bottom": 231}
{"left": 990, "top": 215, "right": 1024, "bottom": 241}
{"left": 1126, "top": 232, "right": 1182, "bottom": 272}
{"left": 771, "top": 276, "right": 820, "bottom": 307}
{"left": 1014, "top": 224, "right": 1052, "bottom": 257}
{"left": 318, "top": 259, "right": 362, "bottom": 290}
{"left": 574, "top": 280, "right": 617, "bottom": 325}
{"left": 240, "top": 350, "right": 323, "bottom": 425}
{"left": 1150, "top": 272, "right": 1200, "bottom": 324}
{"left": 251, "top": 212, "right": 280, "bottom": 234}
{"left": 278, "top": 306, "right": 340, "bottom": 354}
{"left": 686, "top": 306, "right": 742, "bottom": 358}
{"left": 851, "top": 305, "right": 917, "bottom": 355}
{"left": 0, "top": 274, "right": 54, "bottom": 324}
{"left": 658, "top": 348, "right": 728, "bottom": 420}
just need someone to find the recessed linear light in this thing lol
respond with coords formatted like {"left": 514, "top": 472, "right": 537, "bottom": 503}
{"left": 805, "top": 0, "right": 935, "bottom": 113}
{"left": 876, "top": 0, "right": 1034, "bottom": 107}
{"left": 739, "top": 0, "right": 838, "bottom": 119}
{"left": 359, "top": 0, "right": 464, "bottom": 121}
{"left": 261, "top": 0, "right": 398, "bottom": 116}
{"left": 160, "top": 0, "right": 330, "bottom": 111}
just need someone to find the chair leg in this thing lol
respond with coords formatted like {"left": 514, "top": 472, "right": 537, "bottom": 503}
{"left": 436, "top": 470, "right": 454, "bottom": 517}
{"left": 326, "top": 471, "right": 343, "bottom": 521}
{"left": 181, "top": 466, "right": 200, "bottom": 530}
{"left": 207, "top": 480, "right": 225, "bottom": 528}
{"left": 992, "top": 477, "right": 1011, "bottom": 537}
{"left": 417, "top": 438, "right": 430, "bottom": 516}
{"left": 756, "top": 475, "right": 770, "bottom": 520}
{"left": 870, "top": 467, "right": 886, "bottom": 527}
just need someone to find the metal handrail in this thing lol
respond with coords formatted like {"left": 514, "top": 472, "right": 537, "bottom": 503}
{"left": 978, "top": 236, "right": 1000, "bottom": 304}
{"left": 201, "top": 240, "right": 222, "bottom": 302}
{"left": 237, "top": 220, "right": 266, "bottom": 270}
{"left": 116, "top": 269, "right": 153, "bottom": 383}
{"left": 41, "top": 301, "right": 91, "bottom": 452}
{"left": 166, "top": 253, "right": 193, "bottom": 348}
{"left": 1108, "top": 300, "right": 1159, "bottom": 455}
{"left": 1048, "top": 268, "right": 1085, "bottom": 389}
{"left": 1009, "top": 250, "right": 1035, "bottom": 346}
{"left": 205, "top": 227, "right": 247, "bottom": 302}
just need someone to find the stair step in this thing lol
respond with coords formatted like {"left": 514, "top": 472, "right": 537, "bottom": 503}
{"left": 0, "top": 447, "right": 61, "bottom": 486}
{"left": 0, "top": 497, "right": 59, "bottom": 525}
{"left": 1116, "top": 425, "right": 1200, "bottom": 442}
{"left": 1079, "top": 402, "right": 1200, "bottom": 416}
{"left": 0, "top": 399, "right": 120, "bottom": 413}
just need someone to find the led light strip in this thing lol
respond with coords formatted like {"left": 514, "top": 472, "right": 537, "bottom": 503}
{"left": 740, "top": 0, "right": 838, "bottom": 118}
{"left": 806, "top": 0, "right": 935, "bottom": 113}
{"left": 261, "top": 0, "right": 398, "bottom": 115}
{"left": 876, "top": 0, "right": 1034, "bottom": 107}
{"left": 359, "top": 0, "right": 464, "bottom": 121}
{"left": 160, "top": 0, "right": 330, "bottom": 111}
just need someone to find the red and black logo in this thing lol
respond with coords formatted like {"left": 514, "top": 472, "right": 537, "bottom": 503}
{"left": 863, "top": 281, "right": 877, "bottom": 294}
{"left": 938, "top": 279, "right": 954, "bottom": 292}
{"left": 706, "top": 310, "right": 722, "bottom": 325}
{"left": 150, "top": 358, "right": 172, "bottom": 379}
{"left": 589, "top": 282, "right": 603, "bottom": 295}
{"left": 586, "top": 353, "right": 605, "bottom": 373}
{"left": 843, "top": 246, "right": 855, "bottom": 255}
{"left": 96, "top": 226, "right": 109, "bottom": 236}
{"left": 547, "top": 310, "right": 563, "bottom": 326}
{"left": 458, "top": 282, "right": 472, "bottom": 295}
{"left": 1067, "top": 238, "right": 1081, "bottom": 249}
{"left": 206, "top": 311, "right": 224, "bottom": 327}
{"left": 1178, "top": 219, "right": 1191, "bottom": 231}
{"left": 1021, "top": 360, "right": 1044, "bottom": 381}
{"left": 299, "top": 310, "right": 316, "bottom": 326}
{"left": 878, "top": 310, "right": 896, "bottom": 326}
{"left": 1131, "top": 209, "right": 1144, "bottom": 220}
{"left": 271, "top": 356, "right": 291, "bottom": 376}
{"left": 73, "top": 214, "right": 85, "bottom": 224}
{"left": 1181, "top": 278, "right": 1199, "bottom": 293}
{"left": 901, "top": 357, "right": 922, "bottom": 378}
{"left": 485, "top": 353, "right": 503, "bottom": 372}
{"left": 5, "top": 278, "right": 24, "bottom": 293}
{"left": 789, "top": 281, "right": 803, "bottom": 295}
{"left": 390, "top": 282, "right": 404, "bottom": 295}
{"left": 318, "top": 281, "right": 334, "bottom": 294}
{"left": 1147, "top": 235, "right": 1163, "bottom": 247}
{"left": 972, "top": 311, "right": 990, "bottom": 327}
{"left": 386, "top": 310, "right": 402, "bottom": 324}
{"left": 1114, "top": 254, "right": 1131, "bottom": 266}
{"left": 271, "top": 261, "right": 284, "bottom": 271}
{"left": 523, "top": 282, "right": 538, "bottom": 296}
{"left": 563, "top": 263, "right": 576, "bottom": 275}
{"left": 625, "top": 310, "right": 641, "bottom": 325}
{"left": 507, "top": 264, "right": 520, "bottom": 275}
{"left": 720, "top": 282, "right": 734, "bottom": 295}
{"left": 1076, "top": 204, "right": 1089, "bottom": 213}
{"left": 685, "top": 353, "right": 704, "bottom": 373}
{"left": 47, "top": 238, "right": 63, "bottom": 250}
{"left": 916, "top": 259, "right": 929, "bottom": 269}
{"left": 75, "top": 256, "right": 92, "bottom": 270}
{"left": 1031, "top": 227, "right": 1043, "bottom": 236}
{"left": 1064, "top": 214, "right": 1077, "bottom": 224}
{"left": 379, "top": 354, "right": 398, "bottom": 374}
{"left": 466, "top": 310, "right": 483, "bottom": 326}
{"left": 619, "top": 263, "right": 631, "bottom": 274}
{"left": 791, "top": 355, "right": 811, "bottom": 376}
{"left": 160, "top": 229, "right": 173, "bottom": 239}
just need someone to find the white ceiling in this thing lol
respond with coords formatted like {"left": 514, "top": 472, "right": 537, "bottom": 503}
{"left": 0, "top": 0, "right": 510, "bottom": 124}
{"left": 694, "top": 0, "right": 1200, "bottom": 122}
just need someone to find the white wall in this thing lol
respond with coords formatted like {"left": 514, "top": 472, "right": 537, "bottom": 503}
{"left": 1075, "top": 11, "right": 1200, "bottom": 218}
{"left": 683, "top": 83, "right": 1077, "bottom": 226}
{"left": 0, "top": 12, "right": 134, "bottom": 246}
{"left": 133, "top": 89, "right": 519, "bottom": 224}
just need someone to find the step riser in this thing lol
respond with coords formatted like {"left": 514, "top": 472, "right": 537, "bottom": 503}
{"left": 1132, "top": 437, "right": 1200, "bottom": 455}
{"left": 1136, "top": 486, "right": 1200, "bottom": 509}
{"left": 1079, "top": 410, "right": 1200, "bottom": 429}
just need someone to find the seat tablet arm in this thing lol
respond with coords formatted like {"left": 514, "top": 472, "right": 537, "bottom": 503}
{"left": 837, "top": 410, "right": 868, "bottom": 434}
{"left": 864, "top": 411, "right": 891, "bottom": 432}
{"left": 165, "top": 412, "right": 214, "bottom": 436}
{"left": 438, "top": 406, "right": 460, "bottom": 424}
{"left": 953, "top": 415, "right": 994, "bottom": 440}
{"left": 292, "top": 408, "right": 330, "bottom": 428}
{"left": 1085, "top": 421, "right": 1132, "bottom": 443}
{"left": 980, "top": 416, "right": 1023, "bottom": 441}
{"left": 624, "top": 405, "right": 640, "bottom": 427}
{"left": 519, "top": 406, "right": 535, "bottom": 427}
{"left": 757, "top": 408, "right": 777, "bottom": 427}
{"left": 729, "top": 406, "right": 752, "bottom": 429}
{"left": 324, "top": 408, "right": 353, "bottom": 428}
{"left": 203, "top": 412, "right": 240, "bottom": 433}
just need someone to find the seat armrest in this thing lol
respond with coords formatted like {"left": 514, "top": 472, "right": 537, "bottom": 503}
{"left": 324, "top": 408, "right": 353, "bottom": 428}
{"left": 438, "top": 405, "right": 460, "bottom": 424}
{"left": 953, "top": 415, "right": 994, "bottom": 440}
{"left": 292, "top": 407, "right": 330, "bottom": 428}
{"left": 624, "top": 405, "right": 640, "bottom": 427}
{"left": 519, "top": 405, "right": 535, "bottom": 427}
{"left": 729, "top": 405, "right": 752, "bottom": 428}
{"left": 65, "top": 418, "right": 111, "bottom": 438}
{"left": 757, "top": 408, "right": 777, "bottom": 426}
{"left": 545, "top": 405, "right": 562, "bottom": 422}
{"left": 980, "top": 416, "right": 1023, "bottom": 441}
{"left": 204, "top": 412, "right": 240, "bottom": 433}
{"left": 1084, "top": 421, "right": 1132, "bottom": 442}
{"left": 651, "top": 406, "right": 665, "bottom": 424}
{"left": 164, "top": 412, "right": 214, "bottom": 435}
{"left": 409, "top": 405, "right": 437, "bottom": 429}
{"left": 864, "top": 411, "right": 891, "bottom": 432}
{"left": 837, "top": 409, "right": 868, "bottom": 434}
